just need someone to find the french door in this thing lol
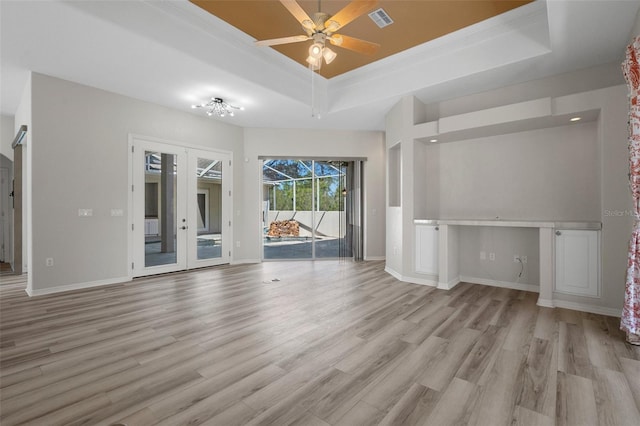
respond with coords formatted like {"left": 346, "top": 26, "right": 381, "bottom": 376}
{"left": 131, "top": 138, "right": 231, "bottom": 277}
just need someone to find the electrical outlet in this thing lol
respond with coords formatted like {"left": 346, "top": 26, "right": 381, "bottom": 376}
{"left": 236, "top": 241, "right": 240, "bottom": 248}
{"left": 480, "top": 251, "right": 486, "bottom": 260}
{"left": 489, "top": 252, "right": 495, "bottom": 261}
{"left": 45, "top": 258, "right": 54, "bottom": 266}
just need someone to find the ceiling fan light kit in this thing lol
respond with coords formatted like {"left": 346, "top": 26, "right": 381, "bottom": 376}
{"left": 322, "top": 46, "right": 337, "bottom": 64}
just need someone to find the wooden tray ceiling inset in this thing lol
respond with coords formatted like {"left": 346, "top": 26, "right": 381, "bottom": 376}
{"left": 190, "top": 1, "right": 534, "bottom": 79}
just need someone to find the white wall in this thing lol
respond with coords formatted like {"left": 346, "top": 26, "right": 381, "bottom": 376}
{"left": 1, "top": 115, "right": 14, "bottom": 161}
{"left": 29, "top": 73, "right": 244, "bottom": 293}
{"left": 243, "top": 128, "right": 385, "bottom": 262}
{"left": 631, "top": 6, "right": 640, "bottom": 39}
{"left": 458, "top": 226, "right": 540, "bottom": 286}
{"left": 594, "top": 85, "right": 631, "bottom": 312}
{"left": 423, "top": 121, "right": 600, "bottom": 221}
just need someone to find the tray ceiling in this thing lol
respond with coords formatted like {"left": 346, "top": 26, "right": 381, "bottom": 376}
{"left": 190, "top": 0, "right": 533, "bottom": 78}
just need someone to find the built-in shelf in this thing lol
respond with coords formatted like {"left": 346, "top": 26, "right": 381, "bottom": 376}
{"left": 412, "top": 96, "right": 601, "bottom": 144}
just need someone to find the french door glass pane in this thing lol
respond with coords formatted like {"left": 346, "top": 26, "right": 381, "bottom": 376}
{"left": 144, "top": 151, "right": 177, "bottom": 267}
{"left": 196, "top": 158, "right": 222, "bottom": 260}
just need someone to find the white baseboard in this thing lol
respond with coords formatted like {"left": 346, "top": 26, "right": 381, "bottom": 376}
{"left": 384, "top": 266, "right": 403, "bottom": 281}
{"left": 364, "top": 256, "right": 386, "bottom": 261}
{"left": 437, "top": 278, "right": 461, "bottom": 290}
{"left": 537, "top": 298, "right": 555, "bottom": 308}
{"left": 405, "top": 276, "right": 438, "bottom": 287}
{"left": 459, "top": 275, "right": 540, "bottom": 293}
{"left": 539, "top": 299, "right": 621, "bottom": 317}
{"left": 26, "top": 276, "right": 131, "bottom": 297}
{"left": 384, "top": 266, "right": 438, "bottom": 287}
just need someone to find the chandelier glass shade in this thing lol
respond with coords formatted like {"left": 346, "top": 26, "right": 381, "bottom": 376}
{"left": 191, "top": 97, "right": 244, "bottom": 117}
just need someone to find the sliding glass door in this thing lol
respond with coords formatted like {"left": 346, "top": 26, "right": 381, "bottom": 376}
{"left": 262, "top": 159, "right": 356, "bottom": 260}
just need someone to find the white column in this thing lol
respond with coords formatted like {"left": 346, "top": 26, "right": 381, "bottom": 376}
{"left": 437, "top": 224, "right": 460, "bottom": 290}
{"left": 538, "top": 227, "right": 555, "bottom": 307}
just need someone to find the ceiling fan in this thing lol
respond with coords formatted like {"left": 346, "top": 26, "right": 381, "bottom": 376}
{"left": 255, "top": 0, "right": 381, "bottom": 70}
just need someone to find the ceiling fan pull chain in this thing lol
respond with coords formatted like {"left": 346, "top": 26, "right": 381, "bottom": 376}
{"left": 311, "top": 63, "right": 316, "bottom": 118}
{"left": 310, "top": 63, "right": 321, "bottom": 119}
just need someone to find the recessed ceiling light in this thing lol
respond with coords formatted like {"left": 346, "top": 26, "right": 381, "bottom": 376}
{"left": 570, "top": 117, "right": 581, "bottom": 122}
{"left": 430, "top": 139, "right": 438, "bottom": 143}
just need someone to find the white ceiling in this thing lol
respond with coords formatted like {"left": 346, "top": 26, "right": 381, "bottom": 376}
{"left": 1, "top": 0, "right": 638, "bottom": 131}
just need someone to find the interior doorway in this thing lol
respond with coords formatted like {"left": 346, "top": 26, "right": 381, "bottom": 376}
{"left": 261, "top": 159, "right": 363, "bottom": 261}
{"left": 131, "top": 137, "right": 231, "bottom": 277}
{"left": 0, "top": 163, "right": 11, "bottom": 268}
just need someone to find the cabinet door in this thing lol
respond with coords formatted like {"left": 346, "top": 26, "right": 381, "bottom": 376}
{"left": 555, "top": 230, "right": 599, "bottom": 297}
{"left": 416, "top": 225, "right": 439, "bottom": 275}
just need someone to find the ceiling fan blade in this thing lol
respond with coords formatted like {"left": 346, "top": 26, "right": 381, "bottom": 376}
{"left": 279, "top": 0, "right": 315, "bottom": 30}
{"left": 255, "top": 35, "right": 310, "bottom": 47}
{"left": 329, "top": 34, "right": 380, "bottom": 56}
{"left": 324, "top": 0, "right": 378, "bottom": 32}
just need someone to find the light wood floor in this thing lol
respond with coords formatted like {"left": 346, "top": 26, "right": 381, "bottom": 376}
{"left": 1, "top": 261, "right": 639, "bottom": 426}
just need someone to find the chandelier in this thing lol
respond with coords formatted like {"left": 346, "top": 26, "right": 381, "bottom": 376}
{"left": 191, "top": 97, "right": 244, "bottom": 117}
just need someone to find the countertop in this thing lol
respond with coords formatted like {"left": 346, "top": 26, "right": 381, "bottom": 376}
{"left": 413, "top": 218, "right": 601, "bottom": 230}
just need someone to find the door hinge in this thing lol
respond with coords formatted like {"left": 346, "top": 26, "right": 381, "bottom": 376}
{"left": 229, "top": 250, "right": 231, "bottom": 257}
{"left": 131, "top": 262, "right": 135, "bottom": 270}
{"left": 132, "top": 224, "right": 134, "bottom": 231}
{"left": 229, "top": 220, "right": 231, "bottom": 227}
{"left": 132, "top": 184, "right": 134, "bottom": 192}
{"left": 132, "top": 145, "right": 135, "bottom": 153}
{"left": 228, "top": 190, "right": 231, "bottom": 197}
{"left": 229, "top": 160, "right": 231, "bottom": 166}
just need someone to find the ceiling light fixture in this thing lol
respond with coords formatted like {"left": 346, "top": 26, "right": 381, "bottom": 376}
{"left": 254, "top": 0, "right": 381, "bottom": 73}
{"left": 306, "top": 35, "right": 336, "bottom": 70}
{"left": 191, "top": 97, "right": 244, "bottom": 117}
{"left": 570, "top": 116, "right": 581, "bottom": 122}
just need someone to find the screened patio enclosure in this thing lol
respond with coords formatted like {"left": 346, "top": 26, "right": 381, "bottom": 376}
{"left": 262, "top": 159, "right": 363, "bottom": 260}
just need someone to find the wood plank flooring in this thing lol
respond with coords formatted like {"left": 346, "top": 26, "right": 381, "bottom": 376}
{"left": 1, "top": 261, "right": 639, "bottom": 425}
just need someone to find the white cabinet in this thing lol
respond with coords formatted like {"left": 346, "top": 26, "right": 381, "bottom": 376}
{"left": 416, "top": 225, "right": 439, "bottom": 275}
{"left": 555, "top": 229, "right": 600, "bottom": 297}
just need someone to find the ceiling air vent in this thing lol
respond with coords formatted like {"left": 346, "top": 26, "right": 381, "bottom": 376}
{"left": 368, "top": 8, "right": 393, "bottom": 28}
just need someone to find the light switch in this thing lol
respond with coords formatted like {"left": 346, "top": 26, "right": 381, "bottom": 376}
{"left": 78, "top": 209, "right": 93, "bottom": 217}
{"left": 110, "top": 209, "right": 124, "bottom": 217}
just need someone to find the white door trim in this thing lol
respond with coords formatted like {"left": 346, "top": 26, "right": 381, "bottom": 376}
{"left": 128, "top": 134, "right": 233, "bottom": 279}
